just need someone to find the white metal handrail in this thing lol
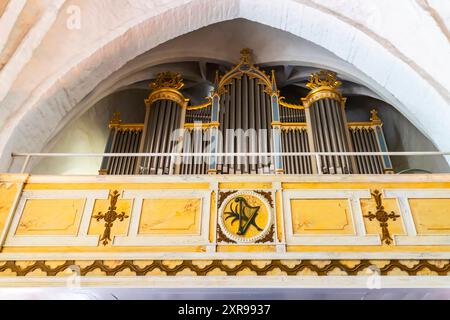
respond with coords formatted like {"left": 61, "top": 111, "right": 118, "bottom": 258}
{"left": 12, "top": 151, "right": 450, "bottom": 157}
{"left": 11, "top": 151, "right": 450, "bottom": 175}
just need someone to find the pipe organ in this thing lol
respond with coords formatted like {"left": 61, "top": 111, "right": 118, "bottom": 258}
{"left": 99, "top": 114, "right": 143, "bottom": 175}
{"left": 100, "top": 49, "right": 394, "bottom": 176}
{"left": 302, "top": 71, "right": 355, "bottom": 174}
{"left": 215, "top": 61, "right": 277, "bottom": 174}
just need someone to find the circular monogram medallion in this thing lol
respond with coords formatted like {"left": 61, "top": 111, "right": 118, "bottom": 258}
{"left": 218, "top": 191, "right": 273, "bottom": 243}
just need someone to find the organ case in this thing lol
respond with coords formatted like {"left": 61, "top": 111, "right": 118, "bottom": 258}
{"left": 100, "top": 49, "right": 394, "bottom": 176}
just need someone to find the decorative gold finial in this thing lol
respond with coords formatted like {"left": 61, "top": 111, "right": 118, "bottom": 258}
{"left": 306, "top": 70, "right": 342, "bottom": 91}
{"left": 149, "top": 71, "right": 184, "bottom": 91}
{"left": 271, "top": 70, "right": 277, "bottom": 86}
{"left": 109, "top": 112, "right": 121, "bottom": 128}
{"left": 214, "top": 70, "right": 220, "bottom": 88}
{"left": 240, "top": 48, "right": 252, "bottom": 64}
{"left": 271, "top": 69, "right": 279, "bottom": 94}
{"left": 370, "top": 109, "right": 382, "bottom": 124}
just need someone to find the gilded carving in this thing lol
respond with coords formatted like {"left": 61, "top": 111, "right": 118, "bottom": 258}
{"left": 370, "top": 109, "right": 382, "bottom": 124}
{"left": 254, "top": 190, "right": 274, "bottom": 208}
{"left": 218, "top": 191, "right": 238, "bottom": 208}
{"left": 217, "top": 225, "right": 236, "bottom": 244}
{"left": 224, "top": 197, "right": 264, "bottom": 236}
{"left": 145, "top": 71, "right": 189, "bottom": 107}
{"left": 364, "top": 190, "right": 400, "bottom": 245}
{"left": 149, "top": 71, "right": 184, "bottom": 91}
{"left": 108, "top": 112, "right": 122, "bottom": 128}
{"left": 218, "top": 191, "right": 273, "bottom": 243}
{"left": 215, "top": 49, "right": 278, "bottom": 96}
{"left": 306, "top": 70, "right": 342, "bottom": 91}
{"left": 92, "top": 190, "right": 129, "bottom": 246}
{"left": 302, "top": 70, "right": 346, "bottom": 108}
{"left": 1, "top": 260, "right": 450, "bottom": 277}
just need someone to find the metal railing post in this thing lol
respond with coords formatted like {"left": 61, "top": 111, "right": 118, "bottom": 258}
{"left": 316, "top": 154, "right": 323, "bottom": 175}
{"left": 20, "top": 155, "right": 31, "bottom": 174}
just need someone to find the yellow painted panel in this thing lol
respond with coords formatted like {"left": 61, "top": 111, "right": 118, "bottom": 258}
{"left": 138, "top": 199, "right": 201, "bottom": 235}
{"left": 409, "top": 199, "right": 450, "bottom": 234}
{"left": 0, "top": 183, "right": 18, "bottom": 235}
{"left": 16, "top": 199, "right": 85, "bottom": 235}
{"left": 361, "top": 198, "right": 405, "bottom": 238}
{"left": 290, "top": 199, "right": 354, "bottom": 235}
{"left": 24, "top": 183, "right": 210, "bottom": 191}
{"left": 2, "top": 246, "right": 206, "bottom": 253}
{"left": 88, "top": 198, "right": 132, "bottom": 239}
{"left": 282, "top": 182, "right": 450, "bottom": 190}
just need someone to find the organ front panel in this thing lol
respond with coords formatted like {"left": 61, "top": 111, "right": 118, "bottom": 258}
{"left": 139, "top": 72, "right": 189, "bottom": 175}
{"left": 100, "top": 49, "right": 394, "bottom": 176}
{"left": 302, "top": 71, "right": 356, "bottom": 174}
{"left": 217, "top": 75, "right": 274, "bottom": 174}
{"left": 99, "top": 113, "right": 143, "bottom": 175}
{"left": 349, "top": 110, "right": 393, "bottom": 174}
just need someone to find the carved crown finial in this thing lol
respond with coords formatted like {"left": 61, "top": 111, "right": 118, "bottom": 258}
{"left": 370, "top": 109, "right": 382, "bottom": 123}
{"left": 306, "top": 70, "right": 342, "bottom": 91}
{"left": 149, "top": 71, "right": 184, "bottom": 91}
{"left": 240, "top": 48, "right": 252, "bottom": 64}
{"left": 109, "top": 112, "right": 121, "bottom": 128}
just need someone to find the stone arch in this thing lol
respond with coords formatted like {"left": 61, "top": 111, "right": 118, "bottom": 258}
{"left": 1, "top": 0, "right": 449, "bottom": 170}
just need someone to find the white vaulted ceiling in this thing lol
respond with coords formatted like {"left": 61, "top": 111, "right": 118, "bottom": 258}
{"left": 0, "top": 0, "right": 449, "bottom": 171}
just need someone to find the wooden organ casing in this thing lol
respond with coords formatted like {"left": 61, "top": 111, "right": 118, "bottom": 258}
{"left": 100, "top": 49, "right": 394, "bottom": 176}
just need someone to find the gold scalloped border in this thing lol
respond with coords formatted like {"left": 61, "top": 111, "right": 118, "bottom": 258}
{"left": 0, "top": 260, "right": 449, "bottom": 277}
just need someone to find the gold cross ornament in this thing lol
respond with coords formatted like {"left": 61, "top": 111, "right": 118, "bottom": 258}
{"left": 93, "top": 190, "right": 129, "bottom": 246}
{"left": 364, "top": 190, "right": 400, "bottom": 245}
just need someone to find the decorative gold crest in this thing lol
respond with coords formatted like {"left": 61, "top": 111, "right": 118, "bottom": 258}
{"left": 149, "top": 71, "right": 184, "bottom": 91}
{"left": 306, "top": 70, "right": 342, "bottom": 91}
{"left": 214, "top": 49, "right": 278, "bottom": 96}
{"left": 108, "top": 112, "right": 121, "bottom": 128}
{"left": 370, "top": 109, "right": 382, "bottom": 124}
{"left": 218, "top": 191, "right": 273, "bottom": 243}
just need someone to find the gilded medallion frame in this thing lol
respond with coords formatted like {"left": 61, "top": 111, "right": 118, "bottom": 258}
{"left": 217, "top": 191, "right": 274, "bottom": 244}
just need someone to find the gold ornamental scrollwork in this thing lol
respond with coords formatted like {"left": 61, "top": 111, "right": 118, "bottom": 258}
{"left": 149, "top": 71, "right": 184, "bottom": 91}
{"left": 370, "top": 109, "right": 382, "bottom": 124}
{"left": 145, "top": 72, "right": 190, "bottom": 108}
{"left": 4, "top": 260, "right": 450, "bottom": 277}
{"left": 306, "top": 70, "right": 342, "bottom": 91}
{"left": 214, "top": 48, "right": 279, "bottom": 97}
{"left": 364, "top": 190, "right": 400, "bottom": 245}
{"left": 302, "top": 70, "right": 346, "bottom": 109}
{"left": 92, "top": 190, "right": 129, "bottom": 246}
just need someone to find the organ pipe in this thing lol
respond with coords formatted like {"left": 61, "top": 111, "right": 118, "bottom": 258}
{"left": 100, "top": 50, "right": 394, "bottom": 177}
{"left": 302, "top": 71, "right": 355, "bottom": 174}
{"left": 139, "top": 72, "right": 189, "bottom": 175}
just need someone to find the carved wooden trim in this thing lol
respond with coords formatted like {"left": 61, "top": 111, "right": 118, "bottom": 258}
{"left": 1, "top": 260, "right": 450, "bottom": 277}
{"left": 216, "top": 225, "right": 237, "bottom": 244}
{"left": 254, "top": 190, "right": 274, "bottom": 208}
{"left": 218, "top": 191, "right": 237, "bottom": 208}
{"left": 255, "top": 225, "right": 275, "bottom": 244}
